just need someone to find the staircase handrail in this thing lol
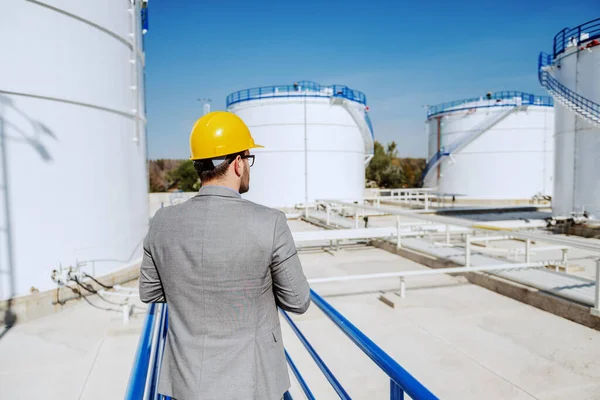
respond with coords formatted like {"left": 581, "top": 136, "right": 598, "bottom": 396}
{"left": 421, "top": 105, "right": 517, "bottom": 181}
{"left": 226, "top": 81, "right": 367, "bottom": 107}
{"left": 538, "top": 52, "right": 600, "bottom": 124}
{"left": 553, "top": 17, "right": 600, "bottom": 58}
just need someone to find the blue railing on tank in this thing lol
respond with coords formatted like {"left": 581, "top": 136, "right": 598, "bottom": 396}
{"left": 538, "top": 52, "right": 600, "bottom": 123}
{"left": 427, "top": 91, "right": 553, "bottom": 118}
{"left": 553, "top": 17, "right": 600, "bottom": 58}
{"left": 127, "top": 289, "right": 438, "bottom": 399}
{"left": 226, "top": 80, "right": 367, "bottom": 108}
{"left": 421, "top": 149, "right": 448, "bottom": 182}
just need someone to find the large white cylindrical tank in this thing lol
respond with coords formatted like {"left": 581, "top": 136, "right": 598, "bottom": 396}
{"left": 0, "top": 1, "right": 149, "bottom": 298}
{"left": 423, "top": 92, "right": 554, "bottom": 200}
{"left": 546, "top": 19, "right": 600, "bottom": 218}
{"left": 227, "top": 81, "right": 374, "bottom": 208}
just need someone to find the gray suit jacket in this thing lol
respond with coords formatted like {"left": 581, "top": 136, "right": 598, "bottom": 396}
{"left": 139, "top": 186, "right": 310, "bottom": 400}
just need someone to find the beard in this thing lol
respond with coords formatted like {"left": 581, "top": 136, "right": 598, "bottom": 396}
{"left": 239, "top": 167, "right": 250, "bottom": 194}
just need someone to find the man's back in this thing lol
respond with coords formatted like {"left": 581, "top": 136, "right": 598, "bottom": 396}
{"left": 140, "top": 186, "right": 310, "bottom": 400}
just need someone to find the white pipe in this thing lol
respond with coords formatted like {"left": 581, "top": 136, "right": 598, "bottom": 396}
{"left": 307, "top": 261, "right": 556, "bottom": 284}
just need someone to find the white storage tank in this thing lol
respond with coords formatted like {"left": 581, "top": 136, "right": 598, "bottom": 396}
{"left": 227, "top": 81, "right": 374, "bottom": 208}
{"left": 0, "top": 1, "right": 149, "bottom": 298}
{"left": 538, "top": 18, "right": 600, "bottom": 218}
{"left": 422, "top": 92, "right": 554, "bottom": 201}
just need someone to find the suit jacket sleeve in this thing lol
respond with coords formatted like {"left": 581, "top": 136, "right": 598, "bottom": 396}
{"left": 139, "top": 212, "right": 166, "bottom": 303}
{"left": 270, "top": 212, "right": 310, "bottom": 314}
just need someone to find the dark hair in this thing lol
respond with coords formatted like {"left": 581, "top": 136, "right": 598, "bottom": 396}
{"left": 193, "top": 151, "right": 244, "bottom": 183}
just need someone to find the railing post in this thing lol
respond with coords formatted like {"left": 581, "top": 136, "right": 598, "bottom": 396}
{"left": 590, "top": 259, "right": 600, "bottom": 317}
{"left": 355, "top": 209, "right": 359, "bottom": 229}
{"left": 399, "top": 277, "right": 406, "bottom": 299}
{"left": 525, "top": 239, "right": 531, "bottom": 264}
{"left": 396, "top": 216, "right": 401, "bottom": 250}
{"left": 424, "top": 192, "right": 429, "bottom": 210}
{"left": 562, "top": 248, "right": 569, "bottom": 271}
{"left": 390, "top": 380, "right": 405, "bottom": 400}
{"left": 326, "top": 204, "right": 331, "bottom": 225}
{"left": 465, "top": 234, "right": 471, "bottom": 268}
{"left": 445, "top": 224, "right": 450, "bottom": 245}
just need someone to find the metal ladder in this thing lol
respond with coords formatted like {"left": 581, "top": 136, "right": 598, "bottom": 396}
{"left": 538, "top": 52, "right": 600, "bottom": 127}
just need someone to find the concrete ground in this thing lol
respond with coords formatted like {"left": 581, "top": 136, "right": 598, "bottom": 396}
{"left": 1, "top": 218, "right": 599, "bottom": 399}
{"left": 0, "top": 281, "right": 147, "bottom": 400}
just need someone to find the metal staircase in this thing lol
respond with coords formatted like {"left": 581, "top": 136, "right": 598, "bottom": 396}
{"left": 422, "top": 105, "right": 518, "bottom": 183}
{"left": 538, "top": 52, "right": 600, "bottom": 127}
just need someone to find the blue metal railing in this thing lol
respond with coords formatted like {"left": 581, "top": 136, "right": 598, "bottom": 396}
{"left": 126, "top": 303, "right": 170, "bottom": 399}
{"left": 421, "top": 149, "right": 447, "bottom": 183}
{"left": 226, "top": 81, "right": 367, "bottom": 108}
{"left": 281, "top": 289, "right": 438, "bottom": 400}
{"left": 427, "top": 91, "right": 553, "bottom": 118}
{"left": 128, "top": 289, "right": 438, "bottom": 399}
{"left": 538, "top": 52, "right": 600, "bottom": 123}
{"left": 553, "top": 17, "right": 600, "bottom": 58}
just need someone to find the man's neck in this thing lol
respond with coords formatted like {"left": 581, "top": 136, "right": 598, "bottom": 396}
{"left": 201, "top": 181, "right": 240, "bottom": 193}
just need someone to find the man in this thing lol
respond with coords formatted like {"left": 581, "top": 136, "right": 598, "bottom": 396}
{"left": 139, "top": 111, "right": 311, "bottom": 400}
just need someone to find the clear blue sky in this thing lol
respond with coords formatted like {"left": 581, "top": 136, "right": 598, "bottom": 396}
{"left": 144, "top": 0, "right": 599, "bottom": 159}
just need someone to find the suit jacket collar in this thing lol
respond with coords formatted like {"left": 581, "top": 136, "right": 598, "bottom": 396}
{"left": 197, "top": 185, "right": 242, "bottom": 199}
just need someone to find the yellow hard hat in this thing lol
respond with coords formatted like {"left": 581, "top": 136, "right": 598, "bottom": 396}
{"left": 189, "top": 111, "right": 263, "bottom": 160}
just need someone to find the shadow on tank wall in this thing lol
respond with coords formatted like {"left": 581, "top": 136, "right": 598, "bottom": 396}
{"left": 0, "top": 94, "right": 57, "bottom": 338}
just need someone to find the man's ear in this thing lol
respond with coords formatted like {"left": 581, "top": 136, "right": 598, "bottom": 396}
{"left": 233, "top": 155, "right": 243, "bottom": 177}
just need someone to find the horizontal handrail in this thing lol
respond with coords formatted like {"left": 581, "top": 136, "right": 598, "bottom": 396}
{"left": 226, "top": 80, "right": 367, "bottom": 107}
{"left": 281, "top": 309, "right": 351, "bottom": 399}
{"left": 538, "top": 52, "right": 600, "bottom": 124}
{"left": 553, "top": 17, "right": 600, "bottom": 57}
{"left": 285, "top": 349, "right": 316, "bottom": 400}
{"left": 427, "top": 91, "right": 552, "bottom": 118}
{"left": 308, "top": 289, "right": 439, "bottom": 399}
{"left": 125, "top": 303, "right": 157, "bottom": 399}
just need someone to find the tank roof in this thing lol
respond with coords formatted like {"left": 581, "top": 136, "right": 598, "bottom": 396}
{"left": 427, "top": 91, "right": 553, "bottom": 118}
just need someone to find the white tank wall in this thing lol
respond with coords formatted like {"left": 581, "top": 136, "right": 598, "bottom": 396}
{"left": 425, "top": 106, "right": 554, "bottom": 199}
{"left": 229, "top": 97, "right": 367, "bottom": 207}
{"left": 0, "top": 1, "right": 148, "bottom": 298}
{"left": 552, "top": 43, "right": 600, "bottom": 218}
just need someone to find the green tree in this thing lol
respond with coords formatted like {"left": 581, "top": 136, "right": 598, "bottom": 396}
{"left": 366, "top": 141, "right": 390, "bottom": 184}
{"left": 379, "top": 164, "right": 405, "bottom": 188}
{"left": 166, "top": 160, "right": 200, "bottom": 192}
